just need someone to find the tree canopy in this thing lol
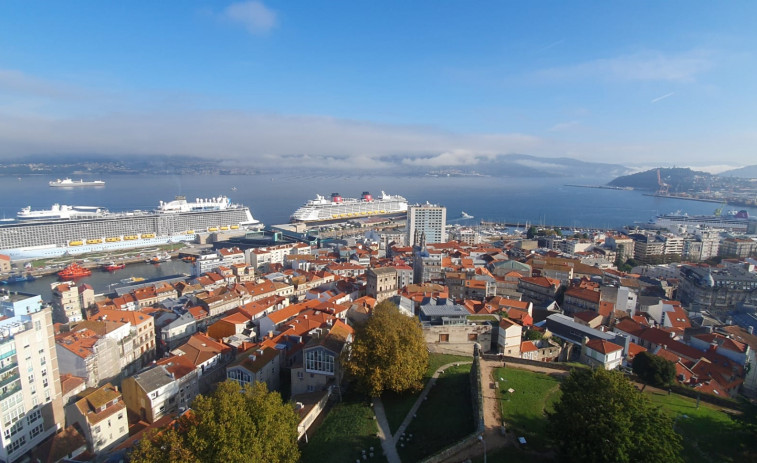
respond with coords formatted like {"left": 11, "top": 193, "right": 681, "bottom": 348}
{"left": 548, "top": 368, "right": 683, "bottom": 463}
{"left": 129, "top": 380, "right": 300, "bottom": 463}
{"left": 343, "top": 300, "right": 429, "bottom": 397}
{"left": 633, "top": 351, "right": 676, "bottom": 388}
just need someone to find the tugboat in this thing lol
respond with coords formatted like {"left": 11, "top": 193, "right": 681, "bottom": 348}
{"left": 58, "top": 262, "right": 92, "bottom": 280}
{"left": 147, "top": 252, "right": 171, "bottom": 264}
{"left": 103, "top": 262, "right": 126, "bottom": 272}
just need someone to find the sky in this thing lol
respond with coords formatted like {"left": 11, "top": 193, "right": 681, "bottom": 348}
{"left": 1, "top": 1, "right": 756, "bottom": 171}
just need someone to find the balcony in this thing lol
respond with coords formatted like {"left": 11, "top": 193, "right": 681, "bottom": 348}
{"left": 0, "top": 379, "right": 21, "bottom": 401}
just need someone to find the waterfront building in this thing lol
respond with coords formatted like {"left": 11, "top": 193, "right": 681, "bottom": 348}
{"left": 719, "top": 238, "right": 757, "bottom": 259}
{"left": 0, "top": 308, "right": 64, "bottom": 463}
{"left": 0, "top": 291, "right": 42, "bottom": 318}
{"left": 679, "top": 265, "right": 757, "bottom": 315}
{"left": 407, "top": 204, "right": 446, "bottom": 247}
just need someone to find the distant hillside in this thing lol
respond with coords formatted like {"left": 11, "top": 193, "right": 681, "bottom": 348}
{"left": 719, "top": 165, "right": 757, "bottom": 178}
{"left": 608, "top": 167, "right": 713, "bottom": 192}
{"left": 388, "top": 153, "right": 630, "bottom": 178}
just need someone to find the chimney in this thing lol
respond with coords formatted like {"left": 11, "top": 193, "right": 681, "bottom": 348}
{"left": 249, "top": 354, "right": 256, "bottom": 362}
{"left": 669, "top": 331, "right": 675, "bottom": 338}
{"left": 748, "top": 326, "right": 754, "bottom": 335}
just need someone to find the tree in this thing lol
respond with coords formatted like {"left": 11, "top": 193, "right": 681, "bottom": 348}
{"left": 525, "top": 329, "right": 543, "bottom": 341}
{"left": 633, "top": 351, "right": 676, "bottom": 389}
{"left": 527, "top": 225, "right": 538, "bottom": 239}
{"left": 343, "top": 300, "right": 429, "bottom": 396}
{"left": 548, "top": 368, "right": 683, "bottom": 463}
{"left": 129, "top": 381, "right": 300, "bottom": 463}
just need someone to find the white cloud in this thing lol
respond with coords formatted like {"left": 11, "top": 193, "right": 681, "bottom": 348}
{"left": 534, "top": 49, "right": 714, "bottom": 83}
{"left": 222, "top": 1, "right": 277, "bottom": 35}
{"left": 549, "top": 120, "right": 581, "bottom": 132}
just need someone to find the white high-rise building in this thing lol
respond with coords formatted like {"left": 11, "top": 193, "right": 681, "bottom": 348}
{"left": 0, "top": 308, "right": 64, "bottom": 462}
{"left": 407, "top": 204, "right": 446, "bottom": 247}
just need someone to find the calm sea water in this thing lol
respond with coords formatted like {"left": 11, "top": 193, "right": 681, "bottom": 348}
{"left": 3, "top": 173, "right": 757, "bottom": 301}
{"left": 3, "top": 173, "right": 754, "bottom": 229}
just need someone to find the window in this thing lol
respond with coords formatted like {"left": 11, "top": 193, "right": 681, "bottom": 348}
{"left": 468, "top": 333, "right": 478, "bottom": 341}
{"left": 439, "top": 334, "right": 449, "bottom": 342}
{"left": 29, "top": 423, "right": 43, "bottom": 439}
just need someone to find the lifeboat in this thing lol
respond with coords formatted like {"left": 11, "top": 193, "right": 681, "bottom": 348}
{"left": 230, "top": 225, "right": 239, "bottom": 229}
{"left": 220, "top": 226, "right": 229, "bottom": 230}
{"left": 124, "top": 235, "right": 138, "bottom": 240}
{"left": 58, "top": 262, "right": 91, "bottom": 280}
{"left": 103, "top": 262, "right": 125, "bottom": 271}
{"left": 141, "top": 233, "right": 156, "bottom": 239}
{"left": 185, "top": 230, "right": 195, "bottom": 235}
{"left": 86, "top": 239, "right": 102, "bottom": 244}
{"left": 106, "top": 237, "right": 121, "bottom": 242}
{"left": 208, "top": 227, "right": 219, "bottom": 232}
{"left": 68, "top": 240, "right": 83, "bottom": 246}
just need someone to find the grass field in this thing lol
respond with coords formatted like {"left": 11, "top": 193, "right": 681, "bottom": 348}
{"left": 646, "top": 389, "right": 757, "bottom": 463}
{"left": 495, "top": 366, "right": 756, "bottom": 463}
{"left": 397, "top": 363, "right": 474, "bottom": 462}
{"left": 381, "top": 353, "right": 471, "bottom": 433}
{"left": 494, "top": 367, "right": 561, "bottom": 452}
{"left": 299, "top": 393, "right": 384, "bottom": 463}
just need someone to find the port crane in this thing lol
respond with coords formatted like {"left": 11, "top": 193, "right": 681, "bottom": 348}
{"left": 656, "top": 168, "right": 670, "bottom": 195}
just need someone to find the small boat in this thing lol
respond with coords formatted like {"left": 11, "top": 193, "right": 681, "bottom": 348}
{"left": 103, "top": 262, "right": 126, "bottom": 271}
{"left": 461, "top": 211, "right": 474, "bottom": 219}
{"left": 120, "top": 276, "right": 145, "bottom": 284}
{"left": 141, "top": 233, "right": 156, "bottom": 239}
{"left": 147, "top": 252, "right": 171, "bottom": 264}
{"left": 0, "top": 273, "right": 35, "bottom": 284}
{"left": 58, "top": 262, "right": 92, "bottom": 280}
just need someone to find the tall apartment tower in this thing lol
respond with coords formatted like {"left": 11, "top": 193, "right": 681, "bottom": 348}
{"left": 0, "top": 307, "right": 64, "bottom": 462}
{"left": 407, "top": 204, "right": 447, "bottom": 247}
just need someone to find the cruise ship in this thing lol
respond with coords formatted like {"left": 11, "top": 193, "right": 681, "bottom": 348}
{"left": 49, "top": 178, "right": 106, "bottom": 187}
{"left": 290, "top": 191, "right": 408, "bottom": 223}
{"left": 650, "top": 210, "right": 752, "bottom": 233}
{"left": 0, "top": 196, "right": 261, "bottom": 260}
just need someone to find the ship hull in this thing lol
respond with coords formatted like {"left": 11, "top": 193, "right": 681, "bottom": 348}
{"left": 1, "top": 199, "right": 261, "bottom": 261}
{"left": 290, "top": 210, "right": 407, "bottom": 225}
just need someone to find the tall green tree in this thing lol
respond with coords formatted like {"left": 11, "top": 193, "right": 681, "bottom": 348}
{"left": 633, "top": 351, "right": 676, "bottom": 389}
{"left": 129, "top": 381, "right": 300, "bottom": 463}
{"left": 343, "top": 300, "right": 429, "bottom": 396}
{"left": 548, "top": 368, "right": 682, "bottom": 463}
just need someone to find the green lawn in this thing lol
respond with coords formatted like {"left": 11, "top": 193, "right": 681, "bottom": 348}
{"left": 645, "top": 389, "right": 757, "bottom": 463}
{"left": 299, "top": 393, "right": 384, "bottom": 463}
{"left": 471, "top": 446, "right": 555, "bottom": 463}
{"left": 397, "top": 363, "right": 474, "bottom": 462}
{"left": 381, "top": 353, "right": 471, "bottom": 434}
{"left": 494, "top": 367, "right": 562, "bottom": 452}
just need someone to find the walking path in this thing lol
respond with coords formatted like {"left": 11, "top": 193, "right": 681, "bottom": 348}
{"left": 371, "top": 361, "right": 473, "bottom": 463}
{"left": 372, "top": 397, "right": 401, "bottom": 463}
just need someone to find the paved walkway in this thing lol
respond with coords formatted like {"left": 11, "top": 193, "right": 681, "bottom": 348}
{"left": 371, "top": 361, "right": 473, "bottom": 463}
{"left": 372, "top": 397, "right": 401, "bottom": 463}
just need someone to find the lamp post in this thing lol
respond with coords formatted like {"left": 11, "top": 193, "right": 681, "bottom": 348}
{"left": 478, "top": 435, "right": 487, "bottom": 463}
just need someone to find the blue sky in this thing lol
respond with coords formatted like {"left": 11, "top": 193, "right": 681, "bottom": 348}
{"left": 1, "top": 1, "right": 756, "bottom": 170}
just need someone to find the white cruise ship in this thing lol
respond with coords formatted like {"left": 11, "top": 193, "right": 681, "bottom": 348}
{"left": 49, "top": 178, "right": 106, "bottom": 187}
{"left": 290, "top": 191, "right": 408, "bottom": 223}
{"left": 0, "top": 196, "right": 262, "bottom": 260}
{"left": 650, "top": 210, "right": 752, "bottom": 233}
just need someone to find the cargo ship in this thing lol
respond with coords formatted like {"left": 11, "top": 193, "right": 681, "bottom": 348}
{"left": 290, "top": 191, "right": 408, "bottom": 223}
{"left": 0, "top": 196, "right": 262, "bottom": 260}
{"left": 58, "top": 262, "right": 92, "bottom": 280}
{"left": 49, "top": 178, "right": 106, "bottom": 187}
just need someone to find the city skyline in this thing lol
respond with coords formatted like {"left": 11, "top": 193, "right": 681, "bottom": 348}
{"left": 1, "top": 1, "right": 756, "bottom": 170}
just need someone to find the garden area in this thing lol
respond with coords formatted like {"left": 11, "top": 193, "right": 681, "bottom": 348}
{"left": 397, "top": 362, "right": 475, "bottom": 462}
{"left": 494, "top": 367, "right": 562, "bottom": 452}
{"left": 381, "top": 353, "right": 471, "bottom": 433}
{"left": 299, "top": 392, "right": 383, "bottom": 463}
{"left": 493, "top": 366, "right": 756, "bottom": 463}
